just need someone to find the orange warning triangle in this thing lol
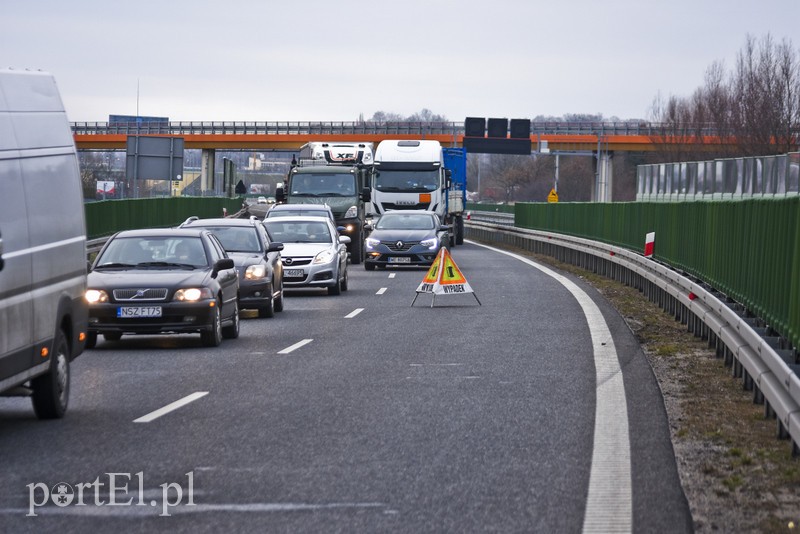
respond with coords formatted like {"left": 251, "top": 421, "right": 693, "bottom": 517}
{"left": 437, "top": 249, "right": 467, "bottom": 285}
{"left": 422, "top": 249, "right": 443, "bottom": 284}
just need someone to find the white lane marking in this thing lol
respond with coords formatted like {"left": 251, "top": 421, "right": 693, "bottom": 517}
{"left": 470, "top": 241, "right": 632, "bottom": 534}
{"left": 133, "top": 392, "right": 209, "bottom": 423}
{"left": 345, "top": 308, "right": 364, "bottom": 319}
{"left": 278, "top": 339, "right": 313, "bottom": 354}
{"left": 376, "top": 288, "right": 387, "bottom": 295}
{"left": 410, "top": 363, "right": 462, "bottom": 367}
{"left": 388, "top": 273, "right": 396, "bottom": 279}
{"left": 0, "top": 502, "right": 386, "bottom": 516}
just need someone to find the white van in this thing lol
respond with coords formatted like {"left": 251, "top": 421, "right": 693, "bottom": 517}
{"left": 0, "top": 69, "right": 88, "bottom": 418}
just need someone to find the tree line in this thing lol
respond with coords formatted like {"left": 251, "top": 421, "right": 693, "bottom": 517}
{"left": 650, "top": 34, "right": 800, "bottom": 161}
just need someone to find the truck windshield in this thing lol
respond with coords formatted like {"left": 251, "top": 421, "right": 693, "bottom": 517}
{"left": 291, "top": 173, "right": 356, "bottom": 196}
{"left": 374, "top": 170, "right": 439, "bottom": 193}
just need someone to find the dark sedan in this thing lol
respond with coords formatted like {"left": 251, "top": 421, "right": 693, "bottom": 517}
{"left": 181, "top": 216, "right": 285, "bottom": 318}
{"left": 85, "top": 228, "right": 239, "bottom": 347}
{"left": 364, "top": 210, "right": 450, "bottom": 270}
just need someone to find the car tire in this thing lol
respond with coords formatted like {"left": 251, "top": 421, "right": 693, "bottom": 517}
{"left": 31, "top": 327, "right": 70, "bottom": 419}
{"left": 273, "top": 279, "right": 284, "bottom": 312}
{"left": 103, "top": 333, "right": 122, "bottom": 342}
{"left": 365, "top": 262, "right": 375, "bottom": 271}
{"left": 85, "top": 332, "right": 97, "bottom": 349}
{"left": 201, "top": 304, "right": 223, "bottom": 347}
{"left": 222, "top": 300, "right": 240, "bottom": 339}
{"left": 341, "top": 266, "right": 349, "bottom": 291}
{"left": 456, "top": 216, "right": 464, "bottom": 245}
{"left": 258, "top": 282, "right": 275, "bottom": 318}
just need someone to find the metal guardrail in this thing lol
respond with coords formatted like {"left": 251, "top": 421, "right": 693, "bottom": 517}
{"left": 71, "top": 121, "right": 717, "bottom": 138}
{"left": 466, "top": 219, "right": 800, "bottom": 455}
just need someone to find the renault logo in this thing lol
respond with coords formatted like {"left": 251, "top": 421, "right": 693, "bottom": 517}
{"left": 396, "top": 241, "right": 404, "bottom": 249}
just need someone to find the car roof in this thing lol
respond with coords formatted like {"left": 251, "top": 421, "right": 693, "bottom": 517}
{"left": 263, "top": 215, "right": 333, "bottom": 223}
{"left": 182, "top": 217, "right": 260, "bottom": 228}
{"left": 268, "top": 204, "right": 332, "bottom": 211}
{"left": 113, "top": 228, "right": 211, "bottom": 238}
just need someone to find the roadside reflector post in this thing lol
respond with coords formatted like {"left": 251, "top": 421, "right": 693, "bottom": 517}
{"left": 644, "top": 232, "right": 655, "bottom": 258}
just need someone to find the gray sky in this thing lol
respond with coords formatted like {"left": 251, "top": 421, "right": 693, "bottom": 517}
{"left": 4, "top": 0, "right": 799, "bottom": 123}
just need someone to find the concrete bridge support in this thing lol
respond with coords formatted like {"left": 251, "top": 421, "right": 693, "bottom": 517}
{"left": 201, "top": 148, "right": 216, "bottom": 194}
{"left": 594, "top": 152, "right": 613, "bottom": 202}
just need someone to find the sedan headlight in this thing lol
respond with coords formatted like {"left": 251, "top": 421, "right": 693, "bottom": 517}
{"left": 85, "top": 289, "right": 109, "bottom": 304}
{"left": 174, "top": 287, "right": 214, "bottom": 302}
{"left": 420, "top": 237, "right": 439, "bottom": 250}
{"left": 344, "top": 205, "right": 358, "bottom": 219}
{"left": 365, "top": 237, "right": 380, "bottom": 251}
{"left": 313, "top": 249, "right": 336, "bottom": 265}
{"left": 245, "top": 264, "right": 267, "bottom": 280}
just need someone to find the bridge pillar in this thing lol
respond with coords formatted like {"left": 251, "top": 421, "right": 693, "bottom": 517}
{"left": 594, "top": 152, "right": 613, "bottom": 202}
{"left": 201, "top": 149, "right": 216, "bottom": 193}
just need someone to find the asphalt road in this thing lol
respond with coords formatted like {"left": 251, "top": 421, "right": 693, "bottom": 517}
{"left": 0, "top": 242, "right": 693, "bottom": 533}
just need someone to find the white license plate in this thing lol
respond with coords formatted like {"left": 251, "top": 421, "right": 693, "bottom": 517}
{"left": 117, "top": 306, "right": 162, "bottom": 318}
{"left": 286, "top": 269, "right": 305, "bottom": 277}
{"left": 388, "top": 256, "right": 411, "bottom": 264}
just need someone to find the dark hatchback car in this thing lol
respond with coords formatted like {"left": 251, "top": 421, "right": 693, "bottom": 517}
{"left": 181, "top": 216, "right": 285, "bottom": 318}
{"left": 364, "top": 210, "right": 450, "bottom": 270}
{"left": 85, "top": 228, "right": 239, "bottom": 347}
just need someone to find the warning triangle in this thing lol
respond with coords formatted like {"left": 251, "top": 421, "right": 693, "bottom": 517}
{"left": 413, "top": 248, "right": 481, "bottom": 306}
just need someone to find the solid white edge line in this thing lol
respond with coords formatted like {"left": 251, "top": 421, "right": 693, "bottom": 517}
{"left": 278, "top": 339, "right": 313, "bottom": 354}
{"left": 376, "top": 288, "right": 387, "bottom": 295}
{"left": 133, "top": 391, "right": 209, "bottom": 423}
{"left": 345, "top": 308, "right": 364, "bottom": 319}
{"left": 469, "top": 240, "right": 632, "bottom": 534}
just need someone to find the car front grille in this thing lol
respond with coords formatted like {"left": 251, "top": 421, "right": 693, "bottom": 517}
{"left": 282, "top": 258, "right": 312, "bottom": 267}
{"left": 385, "top": 241, "right": 418, "bottom": 252}
{"left": 113, "top": 288, "right": 169, "bottom": 301}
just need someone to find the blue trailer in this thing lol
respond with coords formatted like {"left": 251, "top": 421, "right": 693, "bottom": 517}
{"left": 443, "top": 147, "right": 467, "bottom": 245}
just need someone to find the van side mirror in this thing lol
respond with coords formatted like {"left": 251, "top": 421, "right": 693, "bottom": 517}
{"left": 275, "top": 186, "right": 286, "bottom": 203}
{"left": 361, "top": 186, "right": 371, "bottom": 202}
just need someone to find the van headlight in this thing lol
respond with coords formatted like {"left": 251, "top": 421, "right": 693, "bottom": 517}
{"left": 344, "top": 205, "right": 358, "bottom": 219}
{"left": 85, "top": 289, "right": 109, "bottom": 304}
{"left": 174, "top": 288, "right": 213, "bottom": 301}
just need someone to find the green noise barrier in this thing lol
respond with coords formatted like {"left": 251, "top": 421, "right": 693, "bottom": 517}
{"left": 85, "top": 197, "right": 245, "bottom": 240}
{"left": 514, "top": 199, "right": 800, "bottom": 349}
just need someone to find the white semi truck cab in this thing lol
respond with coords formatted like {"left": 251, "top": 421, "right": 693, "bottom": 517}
{"left": 371, "top": 140, "right": 465, "bottom": 244}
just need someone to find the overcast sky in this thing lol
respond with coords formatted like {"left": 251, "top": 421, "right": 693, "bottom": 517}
{"left": 4, "top": 0, "right": 799, "bottom": 123}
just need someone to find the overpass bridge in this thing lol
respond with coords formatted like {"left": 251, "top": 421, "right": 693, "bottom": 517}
{"left": 71, "top": 120, "right": 763, "bottom": 201}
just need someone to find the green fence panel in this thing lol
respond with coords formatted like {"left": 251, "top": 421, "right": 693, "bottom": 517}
{"left": 514, "top": 199, "right": 800, "bottom": 349}
{"left": 85, "top": 197, "right": 244, "bottom": 239}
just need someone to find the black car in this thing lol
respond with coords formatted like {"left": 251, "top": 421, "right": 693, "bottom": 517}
{"left": 85, "top": 228, "right": 239, "bottom": 347}
{"left": 364, "top": 210, "right": 451, "bottom": 270}
{"left": 181, "top": 216, "right": 285, "bottom": 318}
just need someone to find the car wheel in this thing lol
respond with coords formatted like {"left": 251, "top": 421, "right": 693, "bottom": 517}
{"left": 31, "top": 327, "right": 70, "bottom": 419}
{"left": 342, "top": 265, "right": 349, "bottom": 291}
{"left": 85, "top": 332, "right": 97, "bottom": 350}
{"left": 222, "top": 300, "right": 240, "bottom": 339}
{"left": 365, "top": 261, "right": 375, "bottom": 271}
{"left": 328, "top": 272, "right": 342, "bottom": 295}
{"left": 258, "top": 282, "right": 275, "bottom": 318}
{"left": 103, "top": 333, "right": 122, "bottom": 342}
{"left": 201, "top": 304, "right": 223, "bottom": 347}
{"left": 273, "top": 279, "right": 284, "bottom": 312}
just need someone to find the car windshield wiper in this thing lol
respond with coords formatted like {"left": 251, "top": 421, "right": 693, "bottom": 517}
{"left": 136, "top": 261, "right": 197, "bottom": 269}
{"left": 95, "top": 262, "right": 136, "bottom": 269}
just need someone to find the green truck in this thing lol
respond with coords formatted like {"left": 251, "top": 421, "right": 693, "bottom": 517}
{"left": 276, "top": 142, "right": 373, "bottom": 264}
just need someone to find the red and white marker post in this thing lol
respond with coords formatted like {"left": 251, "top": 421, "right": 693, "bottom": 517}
{"left": 644, "top": 232, "right": 655, "bottom": 258}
